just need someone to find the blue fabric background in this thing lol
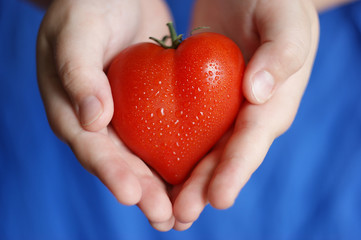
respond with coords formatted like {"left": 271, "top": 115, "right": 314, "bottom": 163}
{"left": 0, "top": 0, "right": 360, "bottom": 239}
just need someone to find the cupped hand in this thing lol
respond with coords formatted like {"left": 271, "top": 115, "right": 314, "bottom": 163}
{"left": 172, "top": 0, "right": 319, "bottom": 230}
{"left": 37, "top": 0, "right": 176, "bottom": 231}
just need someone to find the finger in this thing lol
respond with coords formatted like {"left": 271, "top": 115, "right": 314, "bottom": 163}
{"left": 37, "top": 32, "right": 80, "bottom": 140}
{"left": 243, "top": 0, "right": 314, "bottom": 104}
{"left": 173, "top": 221, "right": 194, "bottom": 231}
{"left": 173, "top": 132, "right": 229, "bottom": 224}
{"left": 173, "top": 149, "right": 220, "bottom": 223}
{"left": 208, "top": 21, "right": 319, "bottom": 208}
{"left": 37, "top": 37, "right": 142, "bottom": 206}
{"left": 47, "top": 9, "right": 114, "bottom": 131}
{"left": 207, "top": 104, "right": 274, "bottom": 209}
{"left": 74, "top": 132, "right": 143, "bottom": 206}
{"left": 207, "top": 93, "right": 296, "bottom": 210}
{"left": 137, "top": 175, "right": 174, "bottom": 231}
{"left": 150, "top": 216, "right": 175, "bottom": 232}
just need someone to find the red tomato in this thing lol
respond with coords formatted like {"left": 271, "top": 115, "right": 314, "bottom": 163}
{"left": 108, "top": 24, "right": 244, "bottom": 184}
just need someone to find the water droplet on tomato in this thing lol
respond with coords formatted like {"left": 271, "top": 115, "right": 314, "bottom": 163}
{"left": 176, "top": 110, "right": 184, "bottom": 118}
{"left": 157, "top": 108, "right": 165, "bottom": 118}
{"left": 208, "top": 71, "right": 214, "bottom": 76}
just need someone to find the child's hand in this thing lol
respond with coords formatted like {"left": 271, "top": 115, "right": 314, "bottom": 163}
{"left": 172, "top": 0, "right": 319, "bottom": 230}
{"left": 37, "top": 0, "right": 176, "bottom": 231}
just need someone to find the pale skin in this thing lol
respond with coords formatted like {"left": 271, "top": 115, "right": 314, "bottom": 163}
{"left": 36, "top": 0, "right": 352, "bottom": 232}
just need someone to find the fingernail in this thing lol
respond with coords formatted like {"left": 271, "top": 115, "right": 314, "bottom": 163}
{"left": 79, "top": 96, "right": 103, "bottom": 126}
{"left": 251, "top": 71, "right": 275, "bottom": 103}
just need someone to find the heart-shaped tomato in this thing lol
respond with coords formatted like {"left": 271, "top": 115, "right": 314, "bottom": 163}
{"left": 108, "top": 24, "right": 244, "bottom": 184}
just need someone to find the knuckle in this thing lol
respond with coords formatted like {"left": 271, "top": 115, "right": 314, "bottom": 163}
{"left": 57, "top": 61, "right": 92, "bottom": 100}
{"left": 234, "top": 118, "right": 268, "bottom": 138}
{"left": 59, "top": 62, "right": 83, "bottom": 90}
{"left": 276, "top": 39, "right": 306, "bottom": 76}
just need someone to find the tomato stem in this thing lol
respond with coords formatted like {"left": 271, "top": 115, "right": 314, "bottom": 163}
{"left": 149, "top": 22, "right": 183, "bottom": 49}
{"left": 190, "top": 26, "right": 210, "bottom": 35}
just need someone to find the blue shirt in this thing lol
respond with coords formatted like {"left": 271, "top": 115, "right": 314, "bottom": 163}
{"left": 1, "top": 0, "right": 361, "bottom": 239}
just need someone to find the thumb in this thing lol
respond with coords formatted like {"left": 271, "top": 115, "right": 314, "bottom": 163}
{"left": 53, "top": 21, "right": 114, "bottom": 132}
{"left": 243, "top": 1, "right": 315, "bottom": 104}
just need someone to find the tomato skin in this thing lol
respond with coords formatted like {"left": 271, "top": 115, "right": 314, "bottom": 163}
{"left": 108, "top": 32, "right": 244, "bottom": 184}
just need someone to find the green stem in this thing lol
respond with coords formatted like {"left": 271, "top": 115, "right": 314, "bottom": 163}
{"left": 149, "top": 22, "right": 183, "bottom": 49}
{"left": 190, "top": 26, "right": 210, "bottom": 35}
{"left": 149, "top": 36, "right": 169, "bottom": 48}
